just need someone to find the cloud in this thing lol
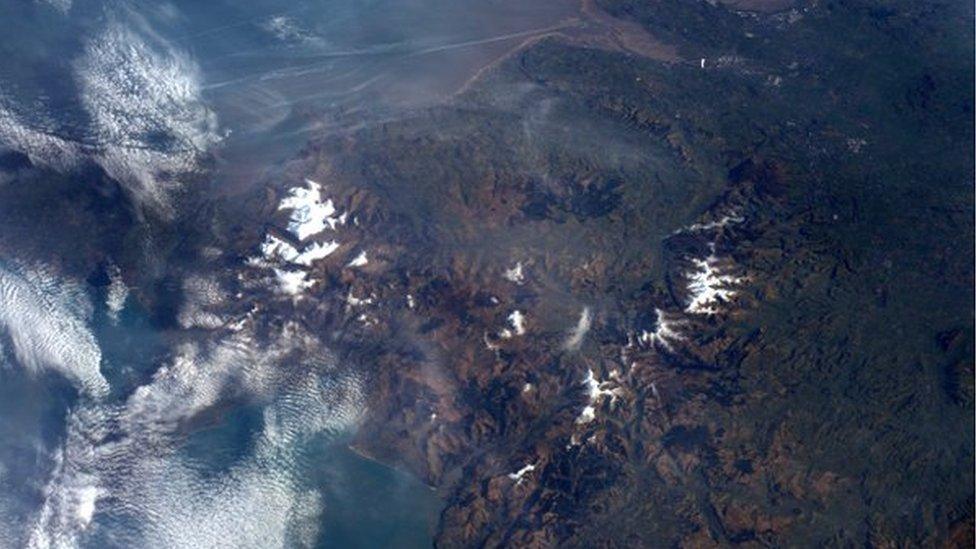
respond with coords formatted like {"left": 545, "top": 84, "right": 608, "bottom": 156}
{"left": 25, "top": 326, "right": 364, "bottom": 548}
{"left": 0, "top": 18, "right": 221, "bottom": 214}
{"left": 0, "top": 262, "right": 108, "bottom": 398}
{"left": 563, "top": 306, "right": 592, "bottom": 351}
{"left": 74, "top": 21, "right": 221, "bottom": 212}
{"left": 36, "top": 0, "right": 71, "bottom": 13}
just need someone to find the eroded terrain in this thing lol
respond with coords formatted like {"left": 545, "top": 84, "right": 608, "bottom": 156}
{"left": 170, "top": 0, "right": 975, "bottom": 545}
{"left": 0, "top": 0, "right": 971, "bottom": 546}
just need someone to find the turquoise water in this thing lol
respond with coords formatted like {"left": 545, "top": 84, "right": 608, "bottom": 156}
{"left": 313, "top": 446, "right": 440, "bottom": 548}
{"left": 175, "top": 406, "right": 442, "bottom": 548}
{"left": 173, "top": 399, "right": 441, "bottom": 548}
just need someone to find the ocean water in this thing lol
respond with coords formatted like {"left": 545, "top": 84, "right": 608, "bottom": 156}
{"left": 0, "top": 258, "right": 440, "bottom": 547}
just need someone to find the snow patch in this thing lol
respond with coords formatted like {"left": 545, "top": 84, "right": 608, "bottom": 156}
{"left": 346, "top": 251, "right": 368, "bottom": 268}
{"left": 507, "top": 463, "right": 536, "bottom": 485}
{"left": 508, "top": 310, "right": 526, "bottom": 336}
{"left": 274, "top": 269, "right": 314, "bottom": 296}
{"left": 575, "top": 405, "right": 596, "bottom": 425}
{"left": 345, "top": 291, "right": 373, "bottom": 308}
{"left": 503, "top": 262, "right": 525, "bottom": 284}
{"left": 685, "top": 253, "right": 744, "bottom": 315}
{"left": 278, "top": 180, "right": 344, "bottom": 241}
{"left": 499, "top": 310, "right": 526, "bottom": 339}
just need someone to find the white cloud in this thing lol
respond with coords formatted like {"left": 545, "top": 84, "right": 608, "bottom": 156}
{"left": 75, "top": 22, "right": 221, "bottom": 212}
{"left": 0, "top": 20, "right": 221, "bottom": 213}
{"left": 105, "top": 265, "right": 128, "bottom": 324}
{"left": 0, "top": 263, "right": 108, "bottom": 398}
{"left": 27, "top": 328, "right": 364, "bottom": 549}
{"left": 563, "top": 306, "right": 591, "bottom": 351}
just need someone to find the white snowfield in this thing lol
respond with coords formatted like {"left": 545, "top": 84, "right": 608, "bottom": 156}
{"left": 278, "top": 180, "right": 345, "bottom": 241}
{"left": 249, "top": 179, "right": 352, "bottom": 296}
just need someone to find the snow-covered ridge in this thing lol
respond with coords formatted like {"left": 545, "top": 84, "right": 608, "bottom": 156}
{"left": 674, "top": 209, "right": 748, "bottom": 316}
{"left": 627, "top": 212, "right": 749, "bottom": 359}
{"left": 248, "top": 179, "right": 354, "bottom": 296}
{"left": 278, "top": 180, "right": 346, "bottom": 241}
{"left": 507, "top": 463, "right": 537, "bottom": 484}
{"left": 675, "top": 211, "right": 743, "bottom": 235}
{"left": 575, "top": 368, "right": 622, "bottom": 425}
{"left": 684, "top": 251, "right": 745, "bottom": 315}
{"left": 260, "top": 234, "right": 340, "bottom": 267}
{"left": 638, "top": 308, "right": 684, "bottom": 351}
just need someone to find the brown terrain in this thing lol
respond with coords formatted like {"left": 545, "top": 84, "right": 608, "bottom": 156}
{"left": 204, "top": 0, "right": 973, "bottom": 545}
